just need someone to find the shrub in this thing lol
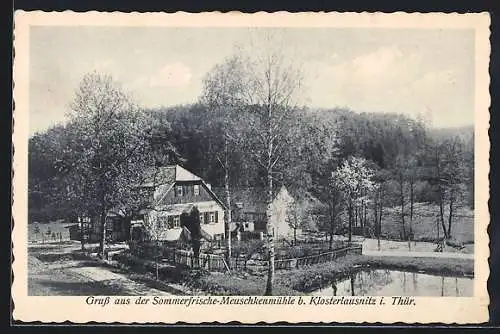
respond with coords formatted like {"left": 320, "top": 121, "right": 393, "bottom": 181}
{"left": 113, "top": 251, "right": 191, "bottom": 282}
{"left": 192, "top": 272, "right": 303, "bottom": 296}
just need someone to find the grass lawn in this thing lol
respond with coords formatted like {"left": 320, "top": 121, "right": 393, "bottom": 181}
{"left": 125, "top": 252, "right": 472, "bottom": 296}
{"left": 191, "top": 272, "right": 302, "bottom": 296}
{"left": 28, "top": 221, "right": 73, "bottom": 242}
{"left": 380, "top": 203, "right": 474, "bottom": 244}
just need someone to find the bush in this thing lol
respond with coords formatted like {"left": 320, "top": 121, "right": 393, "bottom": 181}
{"left": 113, "top": 251, "right": 191, "bottom": 282}
{"left": 128, "top": 240, "right": 179, "bottom": 261}
{"left": 231, "top": 239, "right": 266, "bottom": 259}
{"left": 192, "top": 272, "right": 303, "bottom": 296}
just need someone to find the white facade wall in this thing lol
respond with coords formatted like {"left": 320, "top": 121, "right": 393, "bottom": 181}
{"left": 146, "top": 201, "right": 225, "bottom": 241}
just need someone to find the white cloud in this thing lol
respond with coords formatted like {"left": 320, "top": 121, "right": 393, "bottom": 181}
{"left": 148, "top": 62, "right": 192, "bottom": 88}
{"left": 330, "top": 46, "right": 422, "bottom": 87}
{"left": 307, "top": 46, "right": 425, "bottom": 108}
{"left": 351, "top": 46, "right": 404, "bottom": 78}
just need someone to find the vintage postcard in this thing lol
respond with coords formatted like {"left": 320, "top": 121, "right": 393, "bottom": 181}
{"left": 12, "top": 11, "right": 490, "bottom": 324}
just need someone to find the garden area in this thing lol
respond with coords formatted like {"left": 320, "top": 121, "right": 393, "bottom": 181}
{"left": 110, "top": 248, "right": 473, "bottom": 296}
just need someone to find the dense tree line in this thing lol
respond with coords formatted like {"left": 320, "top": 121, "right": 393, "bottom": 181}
{"left": 28, "top": 52, "right": 473, "bottom": 294}
{"left": 29, "top": 99, "right": 474, "bottom": 238}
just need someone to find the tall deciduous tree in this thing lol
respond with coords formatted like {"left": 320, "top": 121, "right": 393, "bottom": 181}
{"left": 207, "top": 35, "right": 305, "bottom": 295}
{"left": 66, "top": 72, "right": 153, "bottom": 258}
{"left": 434, "top": 135, "right": 468, "bottom": 239}
{"left": 323, "top": 174, "right": 344, "bottom": 250}
{"left": 200, "top": 55, "right": 246, "bottom": 267}
{"left": 285, "top": 201, "right": 306, "bottom": 245}
{"left": 333, "top": 157, "right": 376, "bottom": 242}
{"left": 236, "top": 39, "right": 304, "bottom": 296}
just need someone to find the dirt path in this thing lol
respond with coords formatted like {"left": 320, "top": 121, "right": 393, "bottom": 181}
{"left": 362, "top": 250, "right": 474, "bottom": 259}
{"left": 28, "top": 242, "right": 176, "bottom": 296}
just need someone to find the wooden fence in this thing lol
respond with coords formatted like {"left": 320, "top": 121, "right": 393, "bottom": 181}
{"left": 171, "top": 244, "right": 362, "bottom": 272}
{"left": 173, "top": 250, "right": 229, "bottom": 272}
{"left": 274, "top": 245, "right": 362, "bottom": 270}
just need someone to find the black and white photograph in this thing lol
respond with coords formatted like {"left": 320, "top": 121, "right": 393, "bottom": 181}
{"left": 12, "top": 11, "right": 490, "bottom": 324}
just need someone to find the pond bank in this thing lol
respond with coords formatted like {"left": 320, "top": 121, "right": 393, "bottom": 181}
{"left": 178, "top": 254, "right": 474, "bottom": 295}
{"left": 274, "top": 254, "right": 474, "bottom": 293}
{"left": 111, "top": 251, "right": 474, "bottom": 296}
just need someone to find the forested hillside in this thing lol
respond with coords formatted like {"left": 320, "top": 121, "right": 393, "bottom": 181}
{"left": 29, "top": 99, "right": 474, "bottom": 243}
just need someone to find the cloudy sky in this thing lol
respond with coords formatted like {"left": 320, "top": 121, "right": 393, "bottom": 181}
{"left": 29, "top": 27, "right": 475, "bottom": 135}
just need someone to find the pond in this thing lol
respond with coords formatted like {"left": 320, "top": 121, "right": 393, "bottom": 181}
{"left": 308, "top": 269, "right": 473, "bottom": 297}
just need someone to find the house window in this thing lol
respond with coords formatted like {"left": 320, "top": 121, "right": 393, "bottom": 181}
{"left": 210, "top": 212, "right": 215, "bottom": 223}
{"left": 176, "top": 185, "right": 183, "bottom": 197}
{"left": 158, "top": 216, "right": 168, "bottom": 229}
{"left": 199, "top": 213, "right": 205, "bottom": 224}
{"left": 167, "top": 216, "right": 174, "bottom": 229}
{"left": 173, "top": 216, "right": 180, "bottom": 228}
{"left": 194, "top": 184, "right": 200, "bottom": 196}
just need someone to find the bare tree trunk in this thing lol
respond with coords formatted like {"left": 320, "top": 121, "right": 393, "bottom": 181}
{"left": 265, "top": 170, "right": 275, "bottom": 296}
{"left": 436, "top": 150, "right": 449, "bottom": 239}
{"left": 156, "top": 240, "right": 159, "bottom": 280}
{"left": 437, "top": 185, "right": 448, "bottom": 239}
{"left": 410, "top": 176, "right": 414, "bottom": 247}
{"left": 363, "top": 201, "right": 367, "bottom": 237}
{"left": 348, "top": 199, "right": 353, "bottom": 243}
{"left": 376, "top": 185, "right": 384, "bottom": 251}
{"left": 354, "top": 206, "right": 358, "bottom": 228}
{"left": 436, "top": 214, "right": 440, "bottom": 245}
{"left": 373, "top": 202, "right": 380, "bottom": 250}
{"left": 99, "top": 211, "right": 106, "bottom": 259}
{"left": 447, "top": 190, "right": 454, "bottom": 239}
{"left": 350, "top": 273, "right": 355, "bottom": 296}
{"left": 378, "top": 202, "right": 383, "bottom": 251}
{"left": 224, "top": 143, "right": 232, "bottom": 267}
{"left": 398, "top": 173, "right": 407, "bottom": 247}
{"left": 79, "top": 216, "right": 86, "bottom": 251}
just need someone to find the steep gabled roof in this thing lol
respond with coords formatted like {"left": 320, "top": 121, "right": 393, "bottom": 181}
{"left": 174, "top": 165, "right": 202, "bottom": 182}
{"left": 140, "top": 165, "right": 226, "bottom": 210}
{"left": 141, "top": 165, "right": 202, "bottom": 187}
{"left": 212, "top": 185, "right": 292, "bottom": 214}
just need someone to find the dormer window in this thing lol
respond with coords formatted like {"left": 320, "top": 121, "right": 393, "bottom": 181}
{"left": 176, "top": 185, "right": 183, "bottom": 197}
{"left": 194, "top": 184, "right": 200, "bottom": 196}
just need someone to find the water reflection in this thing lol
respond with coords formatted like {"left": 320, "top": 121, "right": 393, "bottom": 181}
{"left": 310, "top": 270, "right": 473, "bottom": 297}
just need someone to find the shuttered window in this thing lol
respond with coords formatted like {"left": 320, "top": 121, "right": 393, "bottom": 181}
{"left": 158, "top": 216, "right": 168, "bottom": 229}
{"left": 215, "top": 211, "right": 219, "bottom": 223}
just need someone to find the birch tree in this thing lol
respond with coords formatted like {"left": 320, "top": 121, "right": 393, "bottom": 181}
{"left": 238, "top": 44, "right": 304, "bottom": 296}
{"left": 200, "top": 55, "right": 246, "bottom": 267}
{"left": 209, "top": 35, "right": 305, "bottom": 295}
